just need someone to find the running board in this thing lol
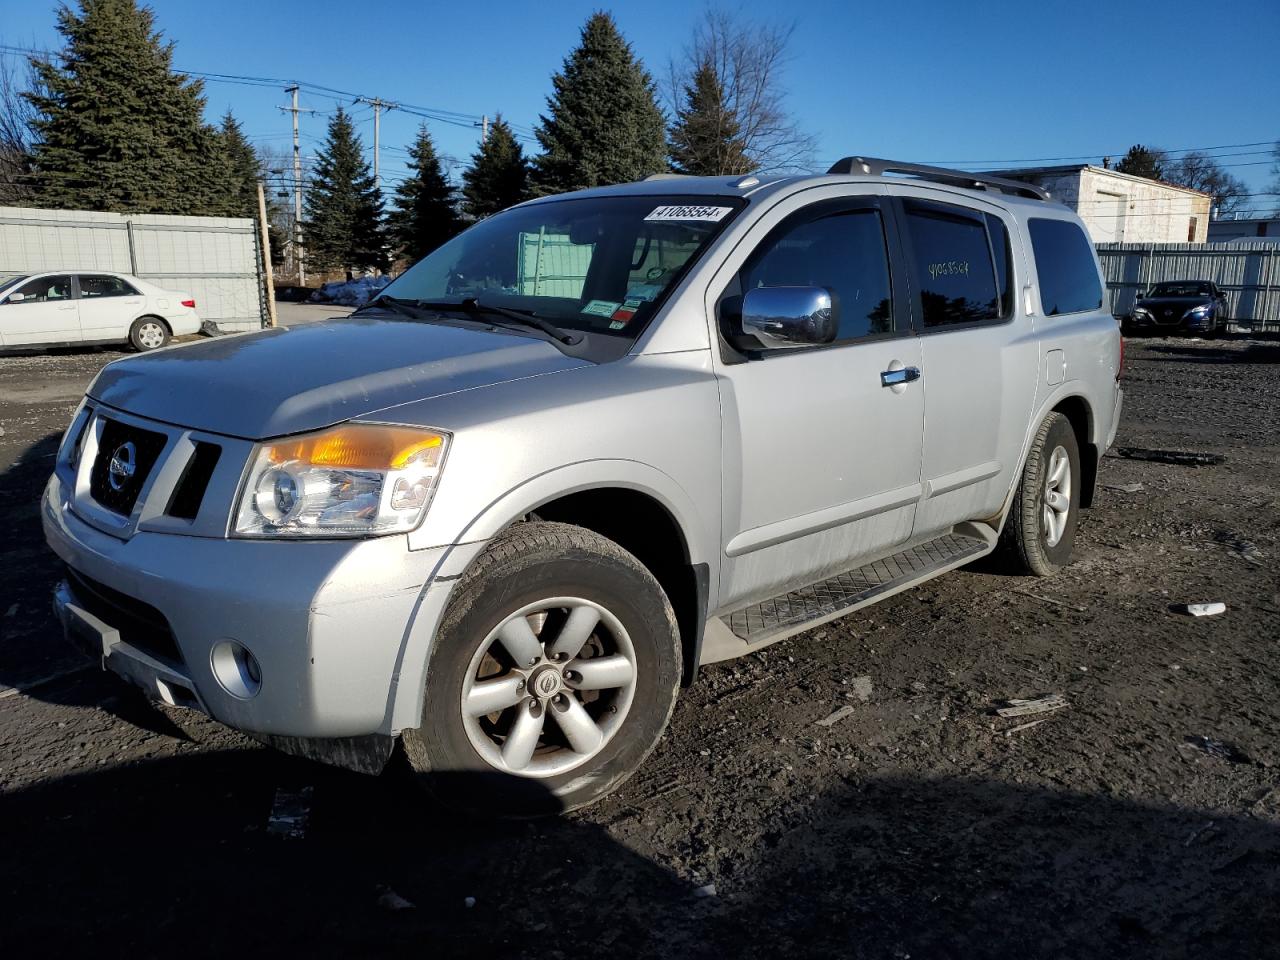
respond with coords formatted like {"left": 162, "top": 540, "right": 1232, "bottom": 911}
{"left": 702, "top": 529, "right": 993, "bottom": 664}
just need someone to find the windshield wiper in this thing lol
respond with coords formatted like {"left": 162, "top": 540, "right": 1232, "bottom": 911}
{"left": 354, "top": 295, "right": 439, "bottom": 320}
{"left": 413, "top": 298, "right": 583, "bottom": 345}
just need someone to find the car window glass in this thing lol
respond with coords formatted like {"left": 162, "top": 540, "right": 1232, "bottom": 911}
{"left": 80, "top": 275, "right": 135, "bottom": 298}
{"left": 1028, "top": 218, "right": 1103, "bottom": 316}
{"left": 740, "top": 209, "right": 893, "bottom": 341}
{"left": 904, "top": 201, "right": 1000, "bottom": 327}
{"left": 985, "top": 213, "right": 1014, "bottom": 318}
{"left": 13, "top": 275, "right": 73, "bottom": 303}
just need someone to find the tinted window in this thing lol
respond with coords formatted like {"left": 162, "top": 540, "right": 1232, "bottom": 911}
{"left": 904, "top": 201, "right": 1000, "bottom": 327}
{"left": 12, "top": 275, "right": 73, "bottom": 303}
{"left": 80, "top": 274, "right": 137, "bottom": 298}
{"left": 1028, "top": 218, "right": 1103, "bottom": 316}
{"left": 741, "top": 209, "right": 893, "bottom": 341}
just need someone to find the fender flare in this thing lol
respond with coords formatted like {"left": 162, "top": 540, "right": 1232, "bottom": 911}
{"left": 991, "top": 385, "right": 1099, "bottom": 533}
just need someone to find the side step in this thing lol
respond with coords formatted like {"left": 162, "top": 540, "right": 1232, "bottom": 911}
{"left": 705, "top": 531, "right": 992, "bottom": 662}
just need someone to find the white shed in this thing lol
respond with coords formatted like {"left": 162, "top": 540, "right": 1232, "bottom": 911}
{"left": 991, "top": 165, "right": 1213, "bottom": 245}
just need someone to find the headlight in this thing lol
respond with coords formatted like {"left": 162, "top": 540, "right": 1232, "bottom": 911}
{"left": 1188, "top": 306, "right": 1208, "bottom": 316}
{"left": 1132, "top": 306, "right": 1149, "bottom": 317}
{"left": 233, "top": 423, "right": 449, "bottom": 538}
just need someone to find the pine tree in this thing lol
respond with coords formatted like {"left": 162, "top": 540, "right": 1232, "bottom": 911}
{"left": 389, "top": 125, "right": 460, "bottom": 262}
{"left": 532, "top": 12, "right": 667, "bottom": 194}
{"left": 462, "top": 116, "right": 530, "bottom": 219}
{"left": 216, "top": 110, "right": 261, "bottom": 218}
{"left": 1115, "top": 144, "right": 1167, "bottom": 182}
{"left": 26, "top": 0, "right": 225, "bottom": 214}
{"left": 668, "top": 59, "right": 750, "bottom": 177}
{"left": 303, "top": 107, "right": 385, "bottom": 274}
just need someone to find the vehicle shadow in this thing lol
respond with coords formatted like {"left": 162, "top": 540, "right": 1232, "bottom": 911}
{"left": 1, "top": 749, "right": 1276, "bottom": 959}
{"left": 1143, "top": 342, "right": 1280, "bottom": 364}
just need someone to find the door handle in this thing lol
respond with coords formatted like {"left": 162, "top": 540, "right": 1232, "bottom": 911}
{"left": 58, "top": 304, "right": 76, "bottom": 311}
{"left": 880, "top": 366, "right": 921, "bottom": 387}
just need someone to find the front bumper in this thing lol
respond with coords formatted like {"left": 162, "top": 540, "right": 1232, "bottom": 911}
{"left": 1128, "top": 309, "right": 1215, "bottom": 334}
{"left": 43, "top": 471, "right": 475, "bottom": 743}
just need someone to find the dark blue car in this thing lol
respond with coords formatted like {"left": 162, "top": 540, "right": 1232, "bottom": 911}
{"left": 1126, "top": 281, "right": 1227, "bottom": 336}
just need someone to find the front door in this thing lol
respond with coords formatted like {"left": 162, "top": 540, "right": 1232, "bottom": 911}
{"left": 0, "top": 275, "right": 79, "bottom": 345}
{"left": 714, "top": 197, "right": 925, "bottom": 610}
{"left": 76, "top": 274, "right": 145, "bottom": 341}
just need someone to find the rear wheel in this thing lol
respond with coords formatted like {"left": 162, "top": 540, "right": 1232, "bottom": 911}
{"left": 403, "top": 522, "right": 682, "bottom": 817}
{"left": 129, "top": 316, "right": 170, "bottom": 351}
{"left": 997, "top": 412, "right": 1081, "bottom": 577}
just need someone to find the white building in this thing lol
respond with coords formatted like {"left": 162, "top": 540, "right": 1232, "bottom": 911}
{"left": 1207, "top": 215, "right": 1280, "bottom": 244}
{"left": 993, "top": 165, "right": 1212, "bottom": 244}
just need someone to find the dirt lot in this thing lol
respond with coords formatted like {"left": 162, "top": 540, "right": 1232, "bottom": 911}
{"left": 1, "top": 338, "right": 1278, "bottom": 958}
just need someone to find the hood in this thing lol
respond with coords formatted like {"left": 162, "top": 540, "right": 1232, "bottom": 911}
{"left": 87, "top": 316, "right": 591, "bottom": 439}
{"left": 1136, "top": 295, "right": 1212, "bottom": 308}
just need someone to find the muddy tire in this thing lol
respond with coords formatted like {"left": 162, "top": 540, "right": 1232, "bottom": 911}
{"left": 997, "top": 412, "right": 1081, "bottom": 577}
{"left": 129, "top": 316, "right": 170, "bottom": 352}
{"left": 402, "top": 521, "right": 682, "bottom": 817}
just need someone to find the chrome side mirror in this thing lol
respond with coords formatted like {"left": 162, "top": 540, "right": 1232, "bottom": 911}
{"left": 741, "top": 285, "right": 838, "bottom": 349}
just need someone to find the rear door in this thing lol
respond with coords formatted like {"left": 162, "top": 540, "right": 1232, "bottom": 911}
{"left": 76, "top": 274, "right": 145, "bottom": 341}
{"left": 888, "top": 189, "right": 1037, "bottom": 539}
{"left": 710, "top": 190, "right": 926, "bottom": 609}
{"left": 0, "top": 274, "right": 80, "bottom": 345}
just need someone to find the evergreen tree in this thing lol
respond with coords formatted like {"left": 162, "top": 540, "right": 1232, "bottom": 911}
{"left": 26, "top": 0, "right": 225, "bottom": 214}
{"left": 462, "top": 116, "right": 530, "bottom": 219}
{"left": 668, "top": 58, "right": 750, "bottom": 177}
{"left": 389, "top": 125, "right": 460, "bottom": 262}
{"left": 303, "top": 107, "right": 385, "bottom": 274}
{"left": 216, "top": 110, "right": 261, "bottom": 218}
{"left": 532, "top": 12, "right": 666, "bottom": 194}
{"left": 1115, "top": 144, "right": 1167, "bottom": 182}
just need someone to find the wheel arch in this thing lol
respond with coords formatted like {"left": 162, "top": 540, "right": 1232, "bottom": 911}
{"left": 422, "top": 461, "right": 713, "bottom": 688}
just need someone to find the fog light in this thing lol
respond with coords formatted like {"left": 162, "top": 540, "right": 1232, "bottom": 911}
{"left": 210, "top": 640, "right": 263, "bottom": 699}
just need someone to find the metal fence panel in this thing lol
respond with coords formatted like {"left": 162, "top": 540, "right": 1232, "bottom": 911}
{"left": 0, "top": 205, "right": 266, "bottom": 332}
{"left": 1096, "top": 242, "right": 1279, "bottom": 332}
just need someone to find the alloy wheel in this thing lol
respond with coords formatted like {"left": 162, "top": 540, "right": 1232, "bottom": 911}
{"left": 459, "top": 597, "right": 638, "bottom": 778}
{"left": 1042, "top": 445, "right": 1072, "bottom": 547}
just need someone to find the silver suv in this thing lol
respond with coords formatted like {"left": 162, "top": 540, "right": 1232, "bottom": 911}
{"left": 44, "top": 158, "right": 1123, "bottom": 815}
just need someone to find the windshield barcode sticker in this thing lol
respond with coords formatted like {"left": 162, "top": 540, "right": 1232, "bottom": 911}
{"left": 644, "top": 205, "right": 733, "bottom": 223}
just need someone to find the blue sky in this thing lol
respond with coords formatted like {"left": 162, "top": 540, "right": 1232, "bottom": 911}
{"left": 4, "top": 0, "right": 1278, "bottom": 211}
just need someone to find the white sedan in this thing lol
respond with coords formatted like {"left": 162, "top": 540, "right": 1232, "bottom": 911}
{"left": 0, "top": 271, "right": 202, "bottom": 352}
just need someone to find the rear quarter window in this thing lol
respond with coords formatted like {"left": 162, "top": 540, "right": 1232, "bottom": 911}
{"left": 1028, "top": 218, "right": 1103, "bottom": 316}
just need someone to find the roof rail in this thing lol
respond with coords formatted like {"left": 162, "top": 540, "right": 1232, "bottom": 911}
{"left": 826, "top": 156, "right": 1050, "bottom": 202}
{"left": 643, "top": 173, "right": 695, "bottom": 182}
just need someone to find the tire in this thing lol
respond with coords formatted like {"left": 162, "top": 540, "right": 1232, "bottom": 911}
{"left": 996, "top": 412, "right": 1081, "bottom": 577}
{"left": 129, "top": 316, "right": 170, "bottom": 352}
{"left": 402, "top": 521, "right": 682, "bottom": 817}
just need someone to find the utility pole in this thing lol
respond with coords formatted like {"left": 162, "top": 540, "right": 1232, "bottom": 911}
{"left": 478, "top": 114, "right": 489, "bottom": 141}
{"left": 256, "top": 181, "right": 278, "bottom": 328}
{"left": 356, "top": 97, "right": 397, "bottom": 190}
{"left": 278, "top": 86, "right": 316, "bottom": 286}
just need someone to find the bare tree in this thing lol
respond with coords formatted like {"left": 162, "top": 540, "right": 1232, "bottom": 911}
{"left": 0, "top": 55, "right": 42, "bottom": 205}
{"left": 667, "top": 9, "right": 817, "bottom": 174}
{"left": 1165, "top": 151, "right": 1248, "bottom": 216}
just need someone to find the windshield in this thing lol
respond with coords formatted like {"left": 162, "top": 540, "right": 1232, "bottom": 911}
{"left": 1149, "top": 282, "right": 1211, "bottom": 297}
{"left": 0, "top": 274, "right": 29, "bottom": 295}
{"left": 379, "top": 195, "right": 743, "bottom": 338}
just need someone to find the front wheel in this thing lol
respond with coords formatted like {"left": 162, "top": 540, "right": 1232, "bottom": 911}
{"left": 996, "top": 411, "right": 1081, "bottom": 577}
{"left": 403, "top": 522, "right": 682, "bottom": 816}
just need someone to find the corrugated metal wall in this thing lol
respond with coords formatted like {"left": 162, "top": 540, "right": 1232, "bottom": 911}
{"left": 0, "top": 206, "right": 266, "bottom": 332}
{"left": 1096, "top": 241, "right": 1280, "bottom": 331}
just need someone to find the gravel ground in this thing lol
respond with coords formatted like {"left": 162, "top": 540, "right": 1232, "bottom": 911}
{"left": 1, "top": 337, "right": 1278, "bottom": 958}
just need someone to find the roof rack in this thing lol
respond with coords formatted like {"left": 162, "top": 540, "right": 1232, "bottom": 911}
{"left": 826, "top": 156, "right": 1050, "bottom": 202}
